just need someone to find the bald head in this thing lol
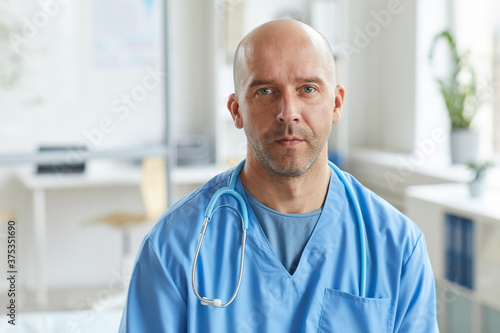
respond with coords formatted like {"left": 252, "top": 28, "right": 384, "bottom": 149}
{"left": 233, "top": 19, "right": 336, "bottom": 96}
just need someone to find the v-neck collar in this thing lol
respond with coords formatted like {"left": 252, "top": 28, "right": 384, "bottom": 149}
{"left": 233, "top": 169, "right": 348, "bottom": 290}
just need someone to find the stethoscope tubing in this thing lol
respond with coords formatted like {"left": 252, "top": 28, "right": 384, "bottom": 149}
{"left": 191, "top": 216, "right": 246, "bottom": 308}
{"left": 327, "top": 160, "right": 367, "bottom": 297}
{"left": 191, "top": 159, "right": 367, "bottom": 308}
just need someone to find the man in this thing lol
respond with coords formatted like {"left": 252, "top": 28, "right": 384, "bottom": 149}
{"left": 119, "top": 19, "right": 439, "bottom": 332}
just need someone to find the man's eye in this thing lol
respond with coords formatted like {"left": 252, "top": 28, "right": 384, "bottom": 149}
{"left": 303, "top": 86, "right": 316, "bottom": 93}
{"left": 257, "top": 88, "right": 272, "bottom": 95}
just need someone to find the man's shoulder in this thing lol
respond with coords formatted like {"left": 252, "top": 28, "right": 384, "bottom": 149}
{"left": 146, "top": 167, "right": 235, "bottom": 244}
{"left": 340, "top": 172, "right": 426, "bottom": 267}
{"left": 341, "top": 171, "right": 423, "bottom": 241}
{"left": 169, "top": 168, "right": 234, "bottom": 213}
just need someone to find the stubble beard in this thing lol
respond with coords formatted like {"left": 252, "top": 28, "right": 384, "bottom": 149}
{"left": 248, "top": 124, "right": 326, "bottom": 179}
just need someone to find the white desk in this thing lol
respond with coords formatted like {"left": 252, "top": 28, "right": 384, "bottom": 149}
{"left": 15, "top": 160, "right": 220, "bottom": 309}
{"left": 16, "top": 161, "right": 141, "bottom": 309}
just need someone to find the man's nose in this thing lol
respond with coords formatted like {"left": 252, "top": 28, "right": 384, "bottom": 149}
{"left": 276, "top": 92, "right": 301, "bottom": 123}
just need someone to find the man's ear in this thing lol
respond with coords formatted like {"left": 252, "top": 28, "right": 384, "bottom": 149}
{"left": 227, "top": 93, "right": 244, "bottom": 129}
{"left": 332, "top": 84, "right": 345, "bottom": 124}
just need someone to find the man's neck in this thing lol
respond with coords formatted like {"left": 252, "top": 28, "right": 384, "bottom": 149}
{"left": 240, "top": 155, "right": 331, "bottom": 214}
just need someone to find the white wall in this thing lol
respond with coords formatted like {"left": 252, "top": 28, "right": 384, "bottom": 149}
{"left": 0, "top": 0, "right": 166, "bottom": 303}
{"left": 0, "top": 0, "right": 165, "bottom": 155}
{"left": 346, "top": 0, "right": 418, "bottom": 153}
{"left": 167, "top": 0, "right": 214, "bottom": 141}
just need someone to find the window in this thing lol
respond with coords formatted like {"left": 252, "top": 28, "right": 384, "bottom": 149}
{"left": 455, "top": 0, "right": 500, "bottom": 159}
{"left": 494, "top": 4, "right": 500, "bottom": 155}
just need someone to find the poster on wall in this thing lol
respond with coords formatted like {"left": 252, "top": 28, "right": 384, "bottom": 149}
{"left": 92, "top": 0, "right": 160, "bottom": 68}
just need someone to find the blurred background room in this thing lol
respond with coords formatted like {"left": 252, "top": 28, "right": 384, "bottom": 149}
{"left": 0, "top": 0, "right": 499, "bottom": 332}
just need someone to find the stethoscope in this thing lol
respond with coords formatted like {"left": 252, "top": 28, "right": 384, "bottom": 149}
{"left": 191, "top": 159, "right": 367, "bottom": 308}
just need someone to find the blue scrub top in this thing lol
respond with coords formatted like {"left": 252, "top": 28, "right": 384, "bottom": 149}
{"left": 119, "top": 166, "right": 439, "bottom": 332}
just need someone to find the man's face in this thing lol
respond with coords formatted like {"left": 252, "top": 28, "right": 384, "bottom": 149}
{"left": 229, "top": 36, "right": 342, "bottom": 178}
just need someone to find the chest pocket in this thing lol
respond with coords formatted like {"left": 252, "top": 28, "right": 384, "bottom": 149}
{"left": 317, "top": 289, "right": 391, "bottom": 333}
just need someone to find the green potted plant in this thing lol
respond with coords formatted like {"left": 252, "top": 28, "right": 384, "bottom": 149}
{"left": 466, "top": 160, "right": 494, "bottom": 198}
{"left": 429, "top": 30, "right": 486, "bottom": 164}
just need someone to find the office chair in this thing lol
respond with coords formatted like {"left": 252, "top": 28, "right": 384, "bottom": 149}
{"left": 0, "top": 210, "right": 16, "bottom": 222}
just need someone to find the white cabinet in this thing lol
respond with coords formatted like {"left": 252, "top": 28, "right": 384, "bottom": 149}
{"left": 405, "top": 183, "right": 500, "bottom": 333}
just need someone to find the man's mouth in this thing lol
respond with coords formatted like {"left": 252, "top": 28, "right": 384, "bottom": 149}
{"left": 276, "top": 136, "right": 304, "bottom": 148}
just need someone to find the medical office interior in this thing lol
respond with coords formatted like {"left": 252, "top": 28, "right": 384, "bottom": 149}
{"left": 0, "top": 0, "right": 500, "bottom": 331}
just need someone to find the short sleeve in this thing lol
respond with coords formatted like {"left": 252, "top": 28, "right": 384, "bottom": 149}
{"left": 118, "top": 238, "right": 187, "bottom": 332}
{"left": 394, "top": 233, "right": 439, "bottom": 332}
